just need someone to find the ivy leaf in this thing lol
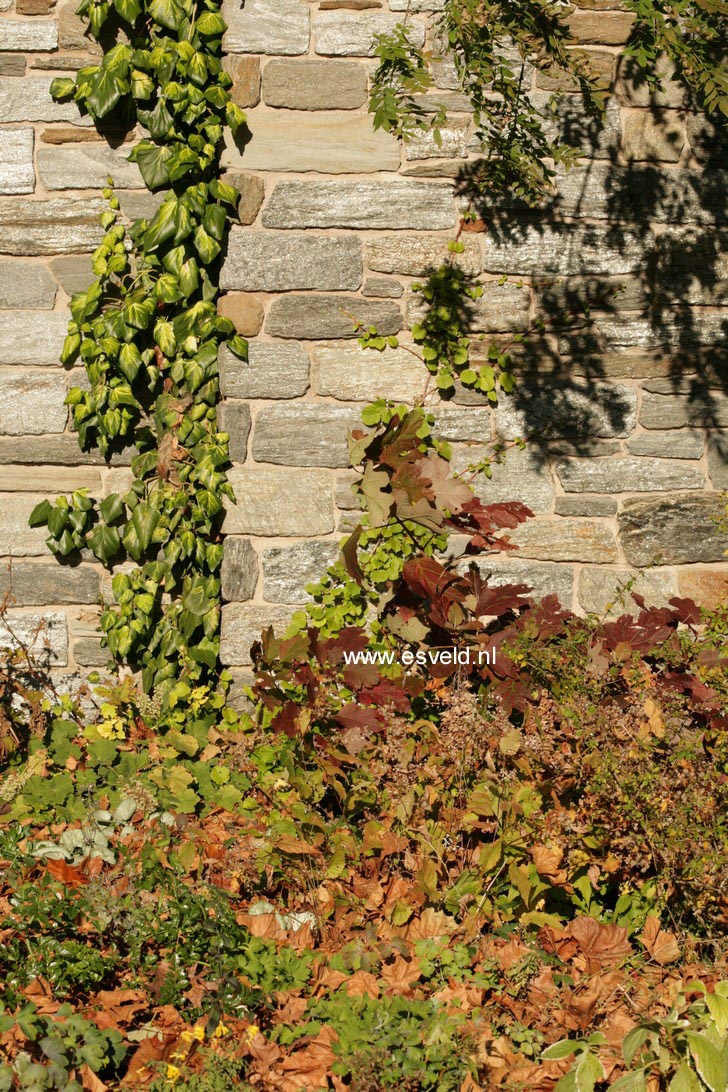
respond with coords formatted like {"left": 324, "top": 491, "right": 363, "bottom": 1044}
{"left": 131, "top": 503, "right": 160, "bottom": 553}
{"left": 227, "top": 335, "right": 248, "bottom": 360}
{"left": 195, "top": 10, "right": 226, "bottom": 35}
{"left": 99, "top": 493, "right": 125, "bottom": 524}
{"left": 113, "top": 0, "right": 141, "bottom": 21}
{"left": 154, "top": 319, "right": 177, "bottom": 357}
{"left": 88, "top": 524, "right": 122, "bottom": 565}
{"left": 50, "top": 77, "right": 75, "bottom": 101}
{"left": 87, "top": 64, "right": 125, "bottom": 118}
{"left": 125, "top": 298, "right": 155, "bottom": 329}
{"left": 29, "top": 500, "right": 53, "bottom": 528}
{"left": 130, "top": 142, "right": 173, "bottom": 191}
{"left": 148, "top": 0, "right": 182, "bottom": 30}
{"left": 193, "top": 225, "right": 221, "bottom": 264}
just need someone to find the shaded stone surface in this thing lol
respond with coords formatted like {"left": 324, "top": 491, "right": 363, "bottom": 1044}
{"left": 640, "top": 389, "right": 728, "bottom": 429}
{"left": 0, "top": 562, "right": 99, "bottom": 605}
{"left": 621, "top": 111, "right": 685, "bottom": 163}
{"left": 496, "top": 384, "right": 637, "bottom": 440}
{"left": 253, "top": 404, "right": 361, "bottom": 467}
{"left": 556, "top": 455, "right": 705, "bottom": 493}
{"left": 620, "top": 493, "right": 727, "bottom": 565}
{"left": 482, "top": 224, "right": 646, "bottom": 276}
{"left": 221, "top": 537, "right": 258, "bottom": 602}
{"left": 266, "top": 295, "right": 401, "bottom": 339}
{"left": 224, "top": 468, "right": 334, "bottom": 536}
{"left": 262, "top": 59, "right": 366, "bottom": 109}
{"left": 219, "top": 341, "right": 310, "bottom": 400}
{"left": 707, "top": 433, "right": 728, "bottom": 490}
{"left": 262, "top": 180, "right": 458, "bottom": 230}
{"left": 407, "top": 280, "right": 528, "bottom": 333}
{"left": 626, "top": 430, "right": 704, "bottom": 459}
{"left": 263, "top": 540, "right": 341, "bottom": 602}
{"left": 0, "top": 259, "right": 55, "bottom": 308}
{"left": 222, "top": 230, "right": 362, "bottom": 292}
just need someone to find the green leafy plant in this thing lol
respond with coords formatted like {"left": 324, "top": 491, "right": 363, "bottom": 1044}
{"left": 29, "top": 0, "right": 247, "bottom": 701}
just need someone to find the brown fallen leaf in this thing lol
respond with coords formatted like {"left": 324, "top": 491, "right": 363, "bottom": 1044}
{"left": 641, "top": 915, "right": 680, "bottom": 965}
{"left": 566, "top": 916, "right": 632, "bottom": 973}
{"left": 81, "top": 1065, "right": 108, "bottom": 1092}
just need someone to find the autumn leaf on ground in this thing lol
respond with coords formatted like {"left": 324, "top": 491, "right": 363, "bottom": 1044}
{"left": 641, "top": 915, "right": 680, "bottom": 965}
{"left": 566, "top": 916, "right": 633, "bottom": 973}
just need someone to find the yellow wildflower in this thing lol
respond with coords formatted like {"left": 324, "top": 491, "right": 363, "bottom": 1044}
{"left": 192, "top": 1024, "right": 205, "bottom": 1042}
{"left": 212, "top": 1021, "right": 230, "bottom": 1039}
{"left": 245, "top": 1024, "right": 260, "bottom": 1042}
{"left": 165, "top": 1064, "right": 181, "bottom": 1083}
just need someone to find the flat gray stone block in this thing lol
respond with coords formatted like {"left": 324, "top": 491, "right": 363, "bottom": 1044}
{"left": 219, "top": 341, "right": 310, "bottom": 400}
{"left": 223, "top": 0, "right": 310, "bottom": 54}
{"left": 262, "top": 540, "right": 341, "bottom": 603}
{"left": 221, "top": 536, "right": 258, "bottom": 602}
{"left": 0, "top": 311, "right": 70, "bottom": 365}
{"left": 0, "top": 128, "right": 34, "bottom": 195}
{"left": 314, "top": 11, "right": 425, "bottom": 55}
{"left": 224, "top": 467, "right": 334, "bottom": 536}
{"left": 0, "top": 197, "right": 105, "bottom": 255}
{"left": 0, "top": 370, "right": 67, "bottom": 434}
{"left": 37, "top": 143, "right": 143, "bottom": 190}
{"left": 221, "top": 230, "right": 362, "bottom": 292}
{"left": 253, "top": 403, "right": 362, "bottom": 467}
{"left": 266, "top": 294, "right": 402, "bottom": 339}
{"left": 0, "top": 562, "right": 100, "bottom": 605}
{"left": 262, "top": 58, "right": 366, "bottom": 110}
{"left": 221, "top": 602, "right": 296, "bottom": 665}
{"left": 556, "top": 455, "right": 705, "bottom": 493}
{"left": 262, "top": 180, "right": 458, "bottom": 230}
{"left": 0, "top": 260, "right": 56, "bottom": 308}
{"left": 620, "top": 493, "right": 727, "bottom": 566}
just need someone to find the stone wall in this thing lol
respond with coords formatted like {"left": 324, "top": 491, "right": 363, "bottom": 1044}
{"left": 0, "top": 0, "right": 726, "bottom": 674}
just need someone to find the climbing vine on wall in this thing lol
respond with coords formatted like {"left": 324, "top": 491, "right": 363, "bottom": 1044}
{"left": 28, "top": 0, "right": 247, "bottom": 699}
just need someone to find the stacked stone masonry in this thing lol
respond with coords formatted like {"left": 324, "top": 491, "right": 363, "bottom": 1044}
{"left": 0, "top": 0, "right": 726, "bottom": 672}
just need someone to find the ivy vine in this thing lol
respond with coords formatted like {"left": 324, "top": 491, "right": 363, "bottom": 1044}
{"left": 29, "top": 0, "right": 247, "bottom": 699}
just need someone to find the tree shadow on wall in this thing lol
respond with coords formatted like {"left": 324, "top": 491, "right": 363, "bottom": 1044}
{"left": 442, "top": 74, "right": 727, "bottom": 472}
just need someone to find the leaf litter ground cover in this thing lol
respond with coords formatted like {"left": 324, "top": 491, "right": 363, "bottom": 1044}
{"left": 1, "top": 589, "right": 728, "bottom": 1090}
